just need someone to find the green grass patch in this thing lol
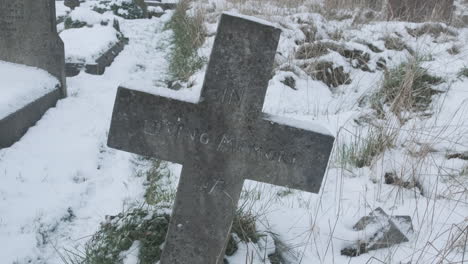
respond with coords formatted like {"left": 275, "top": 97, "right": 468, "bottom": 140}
{"left": 166, "top": 0, "right": 206, "bottom": 82}
{"left": 58, "top": 207, "right": 170, "bottom": 264}
{"left": 59, "top": 157, "right": 268, "bottom": 263}
{"left": 458, "top": 67, "right": 468, "bottom": 78}
{"left": 64, "top": 17, "right": 88, "bottom": 29}
{"left": 134, "top": 158, "right": 176, "bottom": 206}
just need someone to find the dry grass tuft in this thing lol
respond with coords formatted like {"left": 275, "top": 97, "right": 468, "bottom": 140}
{"left": 324, "top": 0, "right": 384, "bottom": 10}
{"left": 167, "top": 0, "right": 206, "bottom": 82}
{"left": 370, "top": 58, "right": 444, "bottom": 122}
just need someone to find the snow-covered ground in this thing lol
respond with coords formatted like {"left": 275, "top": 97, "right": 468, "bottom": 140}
{"left": 0, "top": 0, "right": 467, "bottom": 263}
{"left": 0, "top": 13, "right": 175, "bottom": 264}
{"left": 0, "top": 61, "right": 59, "bottom": 120}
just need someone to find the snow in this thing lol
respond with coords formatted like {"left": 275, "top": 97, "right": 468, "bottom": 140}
{"left": 55, "top": 1, "right": 70, "bottom": 18}
{"left": 223, "top": 11, "right": 279, "bottom": 29}
{"left": 148, "top": 6, "right": 164, "bottom": 13}
{"left": 60, "top": 25, "right": 120, "bottom": 63}
{"left": 0, "top": 1, "right": 467, "bottom": 264}
{"left": 264, "top": 114, "right": 333, "bottom": 136}
{"left": 0, "top": 61, "right": 59, "bottom": 120}
{"left": 69, "top": 7, "right": 106, "bottom": 25}
{"left": 121, "top": 241, "right": 141, "bottom": 264}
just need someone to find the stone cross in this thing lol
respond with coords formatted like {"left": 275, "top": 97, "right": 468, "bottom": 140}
{"left": 388, "top": 0, "right": 454, "bottom": 22}
{"left": 0, "top": 0, "right": 66, "bottom": 96}
{"left": 108, "top": 13, "right": 335, "bottom": 264}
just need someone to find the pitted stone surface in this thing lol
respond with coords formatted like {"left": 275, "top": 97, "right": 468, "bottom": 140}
{"left": 108, "top": 13, "right": 335, "bottom": 264}
{"left": 0, "top": 0, "right": 66, "bottom": 96}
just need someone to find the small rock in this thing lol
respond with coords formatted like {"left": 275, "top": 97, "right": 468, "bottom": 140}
{"left": 376, "top": 57, "right": 387, "bottom": 71}
{"left": 462, "top": 15, "right": 468, "bottom": 25}
{"left": 113, "top": 19, "right": 121, "bottom": 32}
{"left": 281, "top": 76, "right": 297, "bottom": 90}
{"left": 64, "top": 0, "right": 80, "bottom": 10}
{"left": 168, "top": 80, "right": 184, "bottom": 91}
{"left": 365, "top": 43, "right": 383, "bottom": 53}
{"left": 447, "top": 151, "right": 468, "bottom": 160}
{"left": 341, "top": 208, "right": 412, "bottom": 257}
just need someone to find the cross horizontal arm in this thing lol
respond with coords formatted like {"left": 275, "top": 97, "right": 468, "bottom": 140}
{"left": 240, "top": 117, "right": 335, "bottom": 193}
{"left": 108, "top": 87, "right": 202, "bottom": 163}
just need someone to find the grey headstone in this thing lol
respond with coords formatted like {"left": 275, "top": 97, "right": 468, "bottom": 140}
{"left": 0, "top": 0, "right": 67, "bottom": 97}
{"left": 108, "top": 13, "right": 335, "bottom": 264}
{"left": 342, "top": 208, "right": 412, "bottom": 256}
{"left": 387, "top": 0, "right": 454, "bottom": 22}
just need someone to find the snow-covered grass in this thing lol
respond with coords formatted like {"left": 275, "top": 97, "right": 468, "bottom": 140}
{"left": 0, "top": 61, "right": 59, "bottom": 120}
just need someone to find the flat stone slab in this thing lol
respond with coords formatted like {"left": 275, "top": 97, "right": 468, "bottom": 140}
{"left": 65, "top": 36, "right": 128, "bottom": 77}
{"left": 0, "top": 61, "right": 61, "bottom": 149}
{"left": 342, "top": 208, "right": 413, "bottom": 257}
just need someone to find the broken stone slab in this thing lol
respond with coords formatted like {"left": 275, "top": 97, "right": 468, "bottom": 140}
{"left": 447, "top": 151, "right": 468, "bottom": 161}
{"left": 65, "top": 37, "right": 128, "bottom": 77}
{"left": 341, "top": 208, "right": 413, "bottom": 257}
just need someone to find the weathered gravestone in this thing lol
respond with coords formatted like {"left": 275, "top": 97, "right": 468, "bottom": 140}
{"left": 388, "top": 0, "right": 454, "bottom": 22}
{"left": 108, "top": 13, "right": 335, "bottom": 264}
{"left": 0, "top": 0, "right": 67, "bottom": 149}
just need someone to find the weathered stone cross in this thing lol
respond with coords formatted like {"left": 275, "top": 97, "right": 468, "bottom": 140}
{"left": 108, "top": 13, "right": 335, "bottom": 264}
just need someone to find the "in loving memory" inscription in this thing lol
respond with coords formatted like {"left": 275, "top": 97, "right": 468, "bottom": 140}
{"left": 143, "top": 119, "right": 298, "bottom": 165}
